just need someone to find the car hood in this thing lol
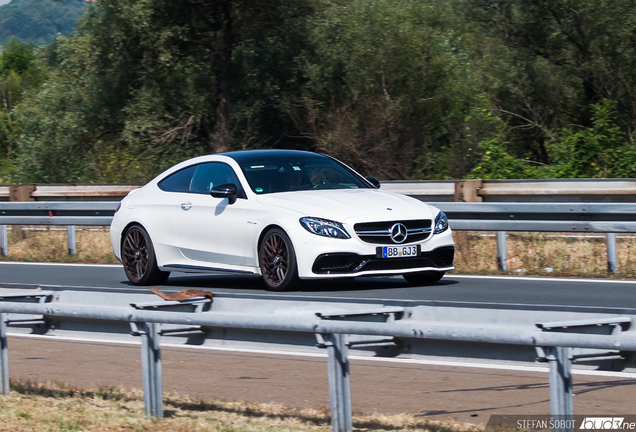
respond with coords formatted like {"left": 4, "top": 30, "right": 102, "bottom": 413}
{"left": 255, "top": 189, "right": 438, "bottom": 223}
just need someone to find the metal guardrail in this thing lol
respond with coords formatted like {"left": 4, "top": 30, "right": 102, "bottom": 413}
{"left": 441, "top": 202, "right": 636, "bottom": 232}
{"left": 1, "top": 287, "right": 635, "bottom": 432}
{"left": 0, "top": 202, "right": 118, "bottom": 256}
{"left": 0, "top": 201, "right": 634, "bottom": 272}
{"left": 0, "top": 201, "right": 118, "bottom": 225}
{"left": 3, "top": 179, "right": 636, "bottom": 202}
{"left": 0, "top": 184, "right": 141, "bottom": 202}
{"left": 382, "top": 179, "right": 636, "bottom": 202}
{"left": 377, "top": 180, "right": 455, "bottom": 201}
{"left": 1, "top": 201, "right": 635, "bottom": 231}
{"left": 438, "top": 202, "right": 636, "bottom": 273}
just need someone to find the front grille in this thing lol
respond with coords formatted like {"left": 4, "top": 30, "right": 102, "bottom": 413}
{"left": 312, "top": 246, "right": 454, "bottom": 274}
{"left": 354, "top": 219, "right": 432, "bottom": 245}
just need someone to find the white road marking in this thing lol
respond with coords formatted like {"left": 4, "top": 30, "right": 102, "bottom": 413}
{"left": 7, "top": 332, "right": 636, "bottom": 379}
{"left": 0, "top": 261, "right": 122, "bottom": 268}
{"left": 1, "top": 261, "right": 635, "bottom": 284}
{"left": 448, "top": 274, "right": 636, "bottom": 284}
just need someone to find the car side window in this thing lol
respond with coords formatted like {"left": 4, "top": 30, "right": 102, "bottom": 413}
{"left": 158, "top": 166, "right": 196, "bottom": 193}
{"left": 190, "top": 163, "right": 245, "bottom": 198}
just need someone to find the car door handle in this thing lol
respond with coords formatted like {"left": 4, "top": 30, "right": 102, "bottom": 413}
{"left": 181, "top": 202, "right": 193, "bottom": 211}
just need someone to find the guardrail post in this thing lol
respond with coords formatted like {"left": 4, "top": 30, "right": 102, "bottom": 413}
{"left": 67, "top": 226, "right": 77, "bottom": 256}
{"left": 0, "top": 313, "right": 9, "bottom": 395}
{"left": 139, "top": 322, "right": 163, "bottom": 418}
{"left": 9, "top": 185, "right": 36, "bottom": 202}
{"left": 326, "top": 333, "right": 352, "bottom": 432}
{"left": 546, "top": 346, "right": 574, "bottom": 431}
{"left": 454, "top": 180, "right": 483, "bottom": 202}
{"left": 607, "top": 233, "right": 618, "bottom": 273}
{"left": 0, "top": 225, "right": 7, "bottom": 257}
{"left": 496, "top": 231, "right": 508, "bottom": 271}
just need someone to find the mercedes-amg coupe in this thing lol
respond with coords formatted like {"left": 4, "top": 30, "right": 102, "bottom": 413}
{"left": 110, "top": 150, "right": 455, "bottom": 290}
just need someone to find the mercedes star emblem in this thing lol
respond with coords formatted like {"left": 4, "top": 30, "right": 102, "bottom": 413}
{"left": 390, "top": 223, "right": 408, "bottom": 243}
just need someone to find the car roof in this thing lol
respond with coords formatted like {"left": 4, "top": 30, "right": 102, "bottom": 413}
{"left": 219, "top": 149, "right": 328, "bottom": 164}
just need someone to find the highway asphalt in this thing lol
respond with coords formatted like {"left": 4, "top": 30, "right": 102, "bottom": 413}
{"left": 2, "top": 261, "right": 635, "bottom": 420}
{"left": 1, "top": 261, "right": 636, "bottom": 309}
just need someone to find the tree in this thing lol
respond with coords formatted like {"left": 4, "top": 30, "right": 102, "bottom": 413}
{"left": 13, "top": 0, "right": 636, "bottom": 183}
{"left": 0, "top": 38, "right": 44, "bottom": 182}
{"left": 553, "top": 100, "right": 636, "bottom": 179}
{"left": 291, "top": 0, "right": 474, "bottom": 180}
{"left": 14, "top": 0, "right": 317, "bottom": 183}
{"left": 457, "top": 0, "right": 636, "bottom": 178}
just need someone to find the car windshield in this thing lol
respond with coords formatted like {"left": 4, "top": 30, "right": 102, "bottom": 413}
{"left": 235, "top": 153, "right": 370, "bottom": 194}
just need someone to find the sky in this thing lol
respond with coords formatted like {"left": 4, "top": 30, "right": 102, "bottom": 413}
{"left": 0, "top": 0, "right": 10, "bottom": 6}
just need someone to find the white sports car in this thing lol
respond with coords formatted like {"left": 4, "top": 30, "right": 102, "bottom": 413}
{"left": 110, "top": 150, "right": 455, "bottom": 290}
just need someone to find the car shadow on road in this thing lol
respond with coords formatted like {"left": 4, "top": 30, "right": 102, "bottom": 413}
{"left": 128, "top": 273, "right": 459, "bottom": 294}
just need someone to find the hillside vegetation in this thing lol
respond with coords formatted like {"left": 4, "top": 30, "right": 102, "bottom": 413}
{"left": 1, "top": 0, "right": 636, "bottom": 184}
{"left": 0, "top": 0, "right": 86, "bottom": 46}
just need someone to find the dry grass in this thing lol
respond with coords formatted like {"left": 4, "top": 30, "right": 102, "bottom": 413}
{"left": 453, "top": 231, "right": 636, "bottom": 279}
{"left": 0, "top": 226, "right": 118, "bottom": 263}
{"left": 0, "top": 380, "right": 483, "bottom": 432}
{"left": 1, "top": 227, "right": 634, "bottom": 279}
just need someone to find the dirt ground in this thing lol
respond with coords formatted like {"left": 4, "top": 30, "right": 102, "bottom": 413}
{"left": 7, "top": 337, "right": 635, "bottom": 423}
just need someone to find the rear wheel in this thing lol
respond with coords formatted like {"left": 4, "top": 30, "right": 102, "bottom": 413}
{"left": 259, "top": 228, "right": 299, "bottom": 291}
{"left": 403, "top": 271, "right": 444, "bottom": 285}
{"left": 121, "top": 225, "right": 170, "bottom": 286}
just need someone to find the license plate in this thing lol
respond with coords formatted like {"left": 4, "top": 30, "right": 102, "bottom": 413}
{"left": 378, "top": 245, "right": 420, "bottom": 258}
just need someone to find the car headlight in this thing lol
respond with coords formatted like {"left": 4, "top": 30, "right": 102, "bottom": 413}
{"left": 434, "top": 211, "right": 449, "bottom": 234}
{"left": 300, "top": 217, "right": 351, "bottom": 239}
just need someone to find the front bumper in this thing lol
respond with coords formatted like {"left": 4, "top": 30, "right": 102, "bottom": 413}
{"left": 289, "top": 224, "right": 455, "bottom": 279}
{"left": 312, "top": 246, "right": 454, "bottom": 275}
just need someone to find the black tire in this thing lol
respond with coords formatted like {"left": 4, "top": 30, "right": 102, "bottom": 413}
{"left": 259, "top": 228, "right": 299, "bottom": 291}
{"left": 403, "top": 271, "right": 445, "bottom": 285}
{"left": 121, "top": 225, "right": 170, "bottom": 286}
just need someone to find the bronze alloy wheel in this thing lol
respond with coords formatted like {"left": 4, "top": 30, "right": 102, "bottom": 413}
{"left": 259, "top": 228, "right": 299, "bottom": 291}
{"left": 122, "top": 225, "right": 169, "bottom": 286}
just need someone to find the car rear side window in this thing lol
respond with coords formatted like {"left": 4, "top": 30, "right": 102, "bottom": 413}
{"left": 158, "top": 166, "right": 196, "bottom": 192}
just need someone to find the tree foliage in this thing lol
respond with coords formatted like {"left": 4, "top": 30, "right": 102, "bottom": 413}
{"left": 0, "top": 38, "right": 44, "bottom": 182}
{"left": 4, "top": 0, "right": 636, "bottom": 183}
{"left": 13, "top": 0, "right": 317, "bottom": 182}
{"left": 459, "top": 0, "right": 636, "bottom": 179}
{"left": 291, "top": 0, "right": 474, "bottom": 179}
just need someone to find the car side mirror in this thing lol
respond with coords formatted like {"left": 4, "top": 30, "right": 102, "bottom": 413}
{"left": 365, "top": 176, "right": 381, "bottom": 189}
{"left": 210, "top": 183, "right": 238, "bottom": 204}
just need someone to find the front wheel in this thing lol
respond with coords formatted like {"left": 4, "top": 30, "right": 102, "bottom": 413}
{"left": 121, "top": 225, "right": 170, "bottom": 286}
{"left": 259, "top": 228, "right": 299, "bottom": 291}
{"left": 403, "top": 271, "right": 445, "bottom": 285}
